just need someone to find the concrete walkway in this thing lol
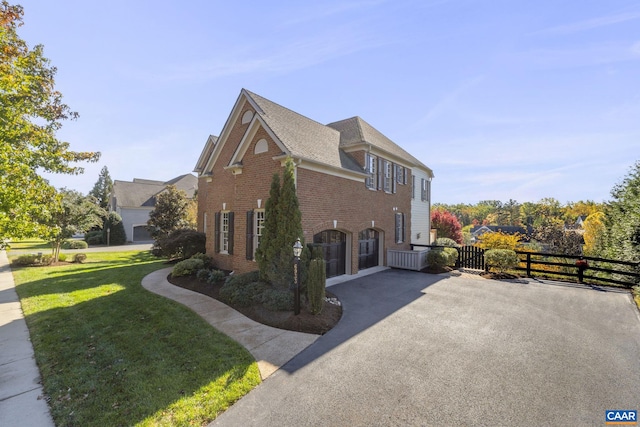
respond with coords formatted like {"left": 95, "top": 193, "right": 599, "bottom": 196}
{"left": 141, "top": 268, "right": 320, "bottom": 379}
{"left": 0, "top": 251, "right": 54, "bottom": 427}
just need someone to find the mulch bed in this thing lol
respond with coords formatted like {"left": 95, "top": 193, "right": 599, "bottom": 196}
{"left": 167, "top": 274, "right": 342, "bottom": 335}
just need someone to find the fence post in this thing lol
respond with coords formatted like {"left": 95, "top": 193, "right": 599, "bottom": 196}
{"left": 526, "top": 253, "right": 531, "bottom": 277}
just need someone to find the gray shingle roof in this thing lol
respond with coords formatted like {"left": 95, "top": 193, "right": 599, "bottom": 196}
{"left": 327, "top": 116, "right": 432, "bottom": 173}
{"left": 245, "top": 90, "right": 363, "bottom": 173}
{"left": 112, "top": 174, "right": 197, "bottom": 208}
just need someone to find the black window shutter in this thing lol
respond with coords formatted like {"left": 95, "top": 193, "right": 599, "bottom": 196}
{"left": 395, "top": 213, "right": 400, "bottom": 243}
{"left": 228, "top": 211, "right": 235, "bottom": 255}
{"left": 377, "top": 157, "right": 384, "bottom": 190}
{"left": 246, "top": 210, "right": 254, "bottom": 260}
{"left": 392, "top": 164, "right": 397, "bottom": 194}
{"left": 214, "top": 212, "right": 220, "bottom": 253}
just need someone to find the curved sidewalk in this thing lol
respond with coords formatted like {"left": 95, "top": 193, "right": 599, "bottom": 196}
{"left": 141, "top": 268, "right": 320, "bottom": 380}
{"left": 0, "top": 251, "right": 55, "bottom": 427}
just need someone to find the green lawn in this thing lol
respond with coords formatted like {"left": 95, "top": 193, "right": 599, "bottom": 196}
{"left": 6, "top": 238, "right": 52, "bottom": 251}
{"left": 12, "top": 251, "right": 261, "bottom": 426}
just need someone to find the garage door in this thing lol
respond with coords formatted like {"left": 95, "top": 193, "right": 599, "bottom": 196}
{"left": 133, "top": 225, "right": 152, "bottom": 241}
{"left": 358, "top": 229, "right": 379, "bottom": 270}
{"left": 313, "top": 230, "right": 346, "bottom": 278}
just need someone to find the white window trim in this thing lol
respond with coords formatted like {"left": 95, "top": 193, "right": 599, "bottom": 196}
{"left": 253, "top": 209, "right": 265, "bottom": 259}
{"left": 220, "top": 211, "right": 230, "bottom": 254}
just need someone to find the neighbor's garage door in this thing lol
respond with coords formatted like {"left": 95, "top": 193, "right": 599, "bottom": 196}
{"left": 133, "top": 225, "right": 152, "bottom": 241}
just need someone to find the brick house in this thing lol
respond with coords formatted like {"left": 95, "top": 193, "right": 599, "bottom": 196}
{"left": 194, "top": 89, "right": 433, "bottom": 278}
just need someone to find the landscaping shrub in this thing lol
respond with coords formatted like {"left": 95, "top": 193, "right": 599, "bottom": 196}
{"left": 172, "top": 258, "right": 205, "bottom": 277}
{"left": 207, "top": 269, "right": 225, "bottom": 284}
{"left": 57, "top": 253, "right": 67, "bottom": 262}
{"left": 190, "top": 252, "right": 212, "bottom": 268}
{"left": 476, "top": 231, "right": 523, "bottom": 250}
{"left": 262, "top": 288, "right": 294, "bottom": 311}
{"left": 485, "top": 249, "right": 519, "bottom": 273}
{"left": 40, "top": 254, "right": 53, "bottom": 265}
{"left": 433, "top": 237, "right": 460, "bottom": 248}
{"left": 426, "top": 247, "right": 457, "bottom": 269}
{"left": 224, "top": 270, "right": 261, "bottom": 288}
{"left": 196, "top": 268, "right": 211, "bottom": 281}
{"left": 61, "top": 240, "right": 88, "bottom": 250}
{"left": 220, "top": 279, "right": 268, "bottom": 307}
{"left": 72, "top": 253, "right": 87, "bottom": 263}
{"left": 103, "top": 212, "right": 127, "bottom": 245}
{"left": 307, "top": 258, "right": 326, "bottom": 315}
{"left": 12, "top": 254, "right": 39, "bottom": 266}
{"left": 151, "top": 229, "right": 206, "bottom": 260}
{"left": 84, "top": 230, "right": 103, "bottom": 245}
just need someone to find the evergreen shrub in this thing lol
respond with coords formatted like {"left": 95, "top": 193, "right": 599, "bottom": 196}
{"left": 172, "top": 258, "right": 205, "bottom": 277}
{"left": 485, "top": 249, "right": 518, "bottom": 273}
{"left": 307, "top": 258, "right": 326, "bottom": 315}
{"left": 61, "top": 240, "right": 88, "bottom": 249}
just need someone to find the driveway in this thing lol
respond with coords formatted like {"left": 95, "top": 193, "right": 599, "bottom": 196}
{"left": 212, "top": 269, "right": 640, "bottom": 426}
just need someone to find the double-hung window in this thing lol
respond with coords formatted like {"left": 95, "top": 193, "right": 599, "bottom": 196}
{"left": 215, "top": 211, "right": 234, "bottom": 254}
{"left": 395, "top": 212, "right": 405, "bottom": 243}
{"left": 221, "top": 212, "right": 230, "bottom": 253}
{"left": 365, "top": 154, "right": 377, "bottom": 189}
{"left": 254, "top": 209, "right": 265, "bottom": 255}
{"left": 383, "top": 160, "right": 392, "bottom": 193}
{"left": 421, "top": 178, "right": 427, "bottom": 202}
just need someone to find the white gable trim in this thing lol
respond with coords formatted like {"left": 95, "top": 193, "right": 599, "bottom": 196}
{"left": 200, "top": 90, "right": 254, "bottom": 175}
{"left": 228, "top": 115, "right": 288, "bottom": 166}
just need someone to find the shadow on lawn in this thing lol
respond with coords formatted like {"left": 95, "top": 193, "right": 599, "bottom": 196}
{"left": 13, "top": 256, "right": 258, "bottom": 426}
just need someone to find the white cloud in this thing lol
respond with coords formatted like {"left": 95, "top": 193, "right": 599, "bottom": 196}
{"left": 531, "top": 10, "right": 640, "bottom": 36}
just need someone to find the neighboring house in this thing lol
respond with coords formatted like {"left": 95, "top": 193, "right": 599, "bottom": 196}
{"left": 194, "top": 89, "right": 434, "bottom": 278}
{"left": 109, "top": 174, "right": 197, "bottom": 242}
{"left": 470, "top": 225, "right": 533, "bottom": 243}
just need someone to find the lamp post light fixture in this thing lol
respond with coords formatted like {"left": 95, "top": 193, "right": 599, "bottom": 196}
{"left": 293, "top": 238, "right": 303, "bottom": 315}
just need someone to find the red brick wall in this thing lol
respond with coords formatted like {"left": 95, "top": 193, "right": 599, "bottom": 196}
{"left": 198, "top": 100, "right": 413, "bottom": 275}
{"left": 297, "top": 166, "right": 411, "bottom": 275}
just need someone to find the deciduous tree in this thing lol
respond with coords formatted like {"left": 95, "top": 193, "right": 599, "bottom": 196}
{"left": 431, "top": 209, "right": 463, "bottom": 244}
{"left": 44, "top": 189, "right": 104, "bottom": 261}
{"left": 0, "top": 2, "right": 99, "bottom": 240}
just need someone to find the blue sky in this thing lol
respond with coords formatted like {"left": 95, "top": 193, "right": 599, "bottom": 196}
{"left": 17, "top": 0, "right": 640, "bottom": 204}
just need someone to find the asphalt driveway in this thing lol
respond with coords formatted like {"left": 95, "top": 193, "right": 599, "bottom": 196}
{"left": 212, "top": 269, "right": 640, "bottom": 426}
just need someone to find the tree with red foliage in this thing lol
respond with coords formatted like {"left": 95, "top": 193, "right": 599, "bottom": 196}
{"left": 431, "top": 209, "right": 463, "bottom": 244}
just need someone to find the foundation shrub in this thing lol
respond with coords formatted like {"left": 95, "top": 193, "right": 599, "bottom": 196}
{"left": 172, "top": 258, "right": 205, "bottom": 277}
{"left": 307, "top": 258, "right": 326, "bottom": 315}
{"left": 427, "top": 247, "right": 457, "bottom": 268}
{"left": 207, "top": 269, "right": 225, "bottom": 284}
{"left": 262, "top": 288, "right": 294, "bottom": 312}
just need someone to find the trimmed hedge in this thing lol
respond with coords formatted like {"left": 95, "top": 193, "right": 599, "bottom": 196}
{"left": 85, "top": 230, "right": 103, "bottom": 245}
{"left": 433, "top": 237, "right": 460, "bottom": 248}
{"left": 485, "top": 249, "right": 518, "bottom": 273}
{"left": 427, "top": 247, "right": 457, "bottom": 269}
{"left": 61, "top": 240, "right": 88, "bottom": 250}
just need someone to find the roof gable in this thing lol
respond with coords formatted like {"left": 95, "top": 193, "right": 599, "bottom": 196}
{"left": 196, "top": 89, "right": 432, "bottom": 178}
{"left": 112, "top": 174, "right": 197, "bottom": 208}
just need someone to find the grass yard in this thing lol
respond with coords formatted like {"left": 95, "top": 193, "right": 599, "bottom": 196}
{"left": 11, "top": 251, "right": 261, "bottom": 426}
{"left": 6, "top": 238, "right": 52, "bottom": 251}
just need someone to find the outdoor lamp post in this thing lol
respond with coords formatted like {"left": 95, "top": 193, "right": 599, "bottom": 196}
{"left": 107, "top": 227, "right": 111, "bottom": 247}
{"left": 293, "top": 238, "right": 303, "bottom": 315}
